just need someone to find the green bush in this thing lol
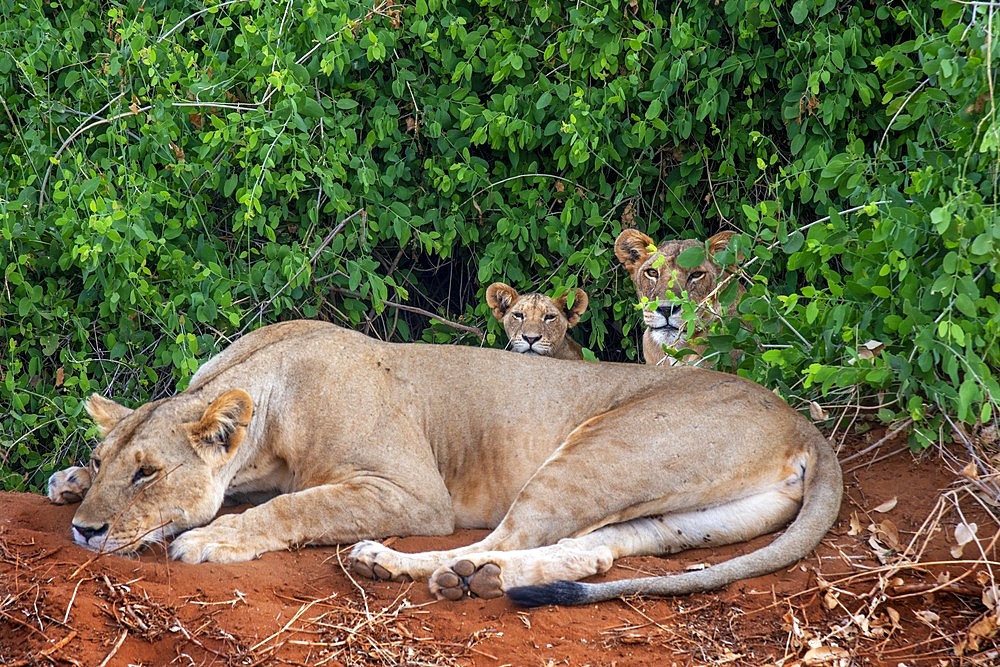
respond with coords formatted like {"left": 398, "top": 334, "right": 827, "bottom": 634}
{"left": 1, "top": 0, "right": 996, "bottom": 491}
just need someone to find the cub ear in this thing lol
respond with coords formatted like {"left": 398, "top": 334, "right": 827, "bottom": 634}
{"left": 485, "top": 282, "right": 521, "bottom": 320}
{"left": 556, "top": 289, "right": 589, "bottom": 328}
{"left": 707, "top": 230, "right": 737, "bottom": 258}
{"left": 187, "top": 389, "right": 254, "bottom": 467}
{"left": 85, "top": 394, "right": 133, "bottom": 436}
{"left": 614, "top": 229, "right": 656, "bottom": 274}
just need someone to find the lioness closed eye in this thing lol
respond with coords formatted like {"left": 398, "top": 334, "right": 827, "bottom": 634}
{"left": 485, "top": 282, "right": 589, "bottom": 361}
{"left": 49, "top": 319, "right": 841, "bottom": 606}
{"left": 615, "top": 229, "right": 743, "bottom": 367}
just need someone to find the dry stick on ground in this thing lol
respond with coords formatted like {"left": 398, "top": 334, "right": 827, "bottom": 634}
{"left": 95, "top": 629, "right": 128, "bottom": 667}
{"left": 840, "top": 419, "right": 914, "bottom": 465}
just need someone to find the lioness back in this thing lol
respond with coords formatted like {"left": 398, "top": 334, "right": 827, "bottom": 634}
{"left": 486, "top": 282, "right": 589, "bottom": 361}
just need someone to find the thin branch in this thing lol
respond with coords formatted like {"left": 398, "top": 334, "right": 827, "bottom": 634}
{"left": 876, "top": 78, "right": 930, "bottom": 155}
{"left": 157, "top": 0, "right": 251, "bottom": 42}
{"left": 38, "top": 104, "right": 152, "bottom": 210}
{"left": 328, "top": 286, "right": 484, "bottom": 340}
{"left": 239, "top": 209, "right": 365, "bottom": 336}
{"left": 460, "top": 173, "right": 596, "bottom": 210}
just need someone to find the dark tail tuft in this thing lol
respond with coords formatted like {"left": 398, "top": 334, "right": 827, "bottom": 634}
{"left": 507, "top": 580, "right": 589, "bottom": 607}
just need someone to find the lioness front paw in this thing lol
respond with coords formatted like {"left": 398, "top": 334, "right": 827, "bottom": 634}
{"left": 349, "top": 540, "right": 412, "bottom": 582}
{"left": 430, "top": 560, "right": 503, "bottom": 601}
{"left": 47, "top": 466, "right": 92, "bottom": 504}
{"left": 168, "top": 517, "right": 261, "bottom": 563}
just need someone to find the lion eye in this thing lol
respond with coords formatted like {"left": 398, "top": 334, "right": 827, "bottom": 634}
{"left": 543, "top": 314, "right": 557, "bottom": 323}
{"left": 132, "top": 466, "right": 157, "bottom": 484}
{"left": 688, "top": 270, "right": 706, "bottom": 282}
{"left": 91, "top": 458, "right": 101, "bottom": 474}
{"left": 512, "top": 312, "right": 525, "bottom": 321}
{"left": 643, "top": 268, "right": 658, "bottom": 280}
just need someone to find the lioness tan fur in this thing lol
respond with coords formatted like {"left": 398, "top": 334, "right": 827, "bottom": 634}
{"left": 486, "top": 282, "right": 588, "bottom": 361}
{"left": 615, "top": 229, "right": 742, "bottom": 367}
{"left": 49, "top": 319, "right": 841, "bottom": 606}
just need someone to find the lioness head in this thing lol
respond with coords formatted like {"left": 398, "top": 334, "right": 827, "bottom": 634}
{"left": 69, "top": 389, "right": 253, "bottom": 554}
{"left": 486, "top": 282, "right": 589, "bottom": 360}
{"left": 615, "top": 229, "right": 739, "bottom": 365}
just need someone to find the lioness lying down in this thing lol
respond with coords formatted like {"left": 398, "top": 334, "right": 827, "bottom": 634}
{"left": 485, "top": 282, "right": 589, "bottom": 360}
{"left": 49, "top": 320, "right": 841, "bottom": 606}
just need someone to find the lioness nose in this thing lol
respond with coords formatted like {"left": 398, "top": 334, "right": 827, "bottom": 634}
{"left": 523, "top": 335, "right": 541, "bottom": 346}
{"left": 73, "top": 523, "right": 108, "bottom": 541}
{"left": 657, "top": 304, "right": 680, "bottom": 319}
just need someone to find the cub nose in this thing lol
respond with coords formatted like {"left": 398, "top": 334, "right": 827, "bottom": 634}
{"left": 73, "top": 522, "right": 108, "bottom": 541}
{"left": 523, "top": 335, "right": 541, "bottom": 346}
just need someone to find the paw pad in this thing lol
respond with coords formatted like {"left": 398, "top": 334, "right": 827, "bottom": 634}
{"left": 434, "top": 560, "right": 503, "bottom": 601}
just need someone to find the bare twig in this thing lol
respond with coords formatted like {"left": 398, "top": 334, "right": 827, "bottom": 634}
{"left": 327, "top": 286, "right": 484, "bottom": 340}
{"left": 239, "top": 209, "right": 365, "bottom": 336}
{"left": 38, "top": 103, "right": 152, "bottom": 210}
{"left": 95, "top": 629, "right": 128, "bottom": 667}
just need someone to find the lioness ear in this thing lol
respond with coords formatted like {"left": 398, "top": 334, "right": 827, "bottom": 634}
{"left": 188, "top": 389, "right": 253, "bottom": 467}
{"left": 85, "top": 394, "right": 133, "bottom": 436}
{"left": 614, "top": 229, "right": 655, "bottom": 274}
{"left": 485, "top": 282, "right": 520, "bottom": 320}
{"left": 707, "top": 230, "right": 738, "bottom": 259}
{"left": 557, "top": 289, "right": 589, "bottom": 328}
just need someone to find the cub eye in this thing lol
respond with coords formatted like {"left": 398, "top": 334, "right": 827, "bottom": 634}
{"left": 643, "top": 268, "right": 658, "bottom": 280}
{"left": 512, "top": 312, "right": 525, "bottom": 321}
{"left": 91, "top": 458, "right": 101, "bottom": 474}
{"left": 688, "top": 270, "right": 706, "bottom": 282}
{"left": 132, "top": 466, "right": 157, "bottom": 484}
{"left": 543, "top": 314, "right": 557, "bottom": 323}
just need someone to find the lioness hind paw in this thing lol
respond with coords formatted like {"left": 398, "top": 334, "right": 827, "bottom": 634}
{"left": 432, "top": 560, "right": 503, "bottom": 601}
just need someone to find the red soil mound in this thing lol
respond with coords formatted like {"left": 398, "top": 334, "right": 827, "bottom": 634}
{"left": 2, "top": 435, "right": 996, "bottom": 666}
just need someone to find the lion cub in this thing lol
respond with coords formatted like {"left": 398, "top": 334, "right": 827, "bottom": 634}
{"left": 615, "top": 229, "right": 740, "bottom": 367}
{"left": 486, "top": 283, "right": 589, "bottom": 361}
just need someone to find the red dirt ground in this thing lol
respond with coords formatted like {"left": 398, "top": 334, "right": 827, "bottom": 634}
{"left": 2, "top": 432, "right": 998, "bottom": 666}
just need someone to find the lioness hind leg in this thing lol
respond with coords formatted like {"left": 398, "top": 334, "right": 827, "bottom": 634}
{"left": 428, "top": 489, "right": 802, "bottom": 600}
{"left": 47, "top": 466, "right": 92, "bottom": 504}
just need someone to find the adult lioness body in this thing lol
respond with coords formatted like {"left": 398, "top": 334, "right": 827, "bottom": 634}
{"left": 49, "top": 319, "right": 841, "bottom": 605}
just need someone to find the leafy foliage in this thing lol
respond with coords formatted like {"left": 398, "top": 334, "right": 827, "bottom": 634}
{"left": 1, "top": 0, "right": 997, "bottom": 490}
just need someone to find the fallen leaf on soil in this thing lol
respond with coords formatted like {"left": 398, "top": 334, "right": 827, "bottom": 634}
{"left": 952, "top": 522, "right": 979, "bottom": 558}
{"left": 955, "top": 611, "right": 999, "bottom": 655}
{"left": 914, "top": 609, "right": 941, "bottom": 627}
{"left": 873, "top": 497, "right": 898, "bottom": 513}
{"left": 802, "top": 645, "right": 850, "bottom": 665}
{"left": 848, "top": 511, "right": 862, "bottom": 536}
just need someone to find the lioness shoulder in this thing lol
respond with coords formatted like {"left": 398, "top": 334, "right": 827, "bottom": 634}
{"left": 615, "top": 229, "right": 742, "bottom": 367}
{"left": 486, "top": 282, "right": 589, "bottom": 361}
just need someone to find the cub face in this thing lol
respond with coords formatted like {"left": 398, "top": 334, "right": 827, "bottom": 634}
{"left": 66, "top": 390, "right": 252, "bottom": 555}
{"left": 615, "top": 229, "right": 738, "bottom": 365}
{"left": 486, "top": 283, "right": 588, "bottom": 360}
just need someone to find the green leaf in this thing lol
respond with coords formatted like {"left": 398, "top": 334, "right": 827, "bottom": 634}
{"left": 791, "top": 1, "right": 811, "bottom": 25}
{"left": 676, "top": 245, "right": 706, "bottom": 269}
